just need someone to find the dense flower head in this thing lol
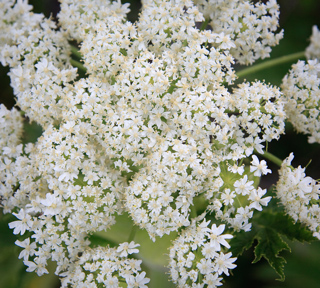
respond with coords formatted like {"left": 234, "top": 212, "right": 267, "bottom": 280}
{"left": 0, "top": 0, "right": 77, "bottom": 128}
{"left": 168, "top": 217, "right": 236, "bottom": 287}
{"left": 0, "top": 105, "right": 24, "bottom": 213}
{"left": 231, "top": 81, "right": 286, "bottom": 146}
{"left": 0, "top": 104, "right": 23, "bottom": 152}
{"left": 306, "top": 25, "right": 320, "bottom": 60}
{"left": 58, "top": 0, "right": 130, "bottom": 41}
{"left": 60, "top": 244, "right": 149, "bottom": 288}
{"left": 193, "top": 0, "right": 283, "bottom": 65}
{"left": 281, "top": 59, "right": 320, "bottom": 143}
{"left": 206, "top": 158, "right": 272, "bottom": 232}
{"left": 0, "top": 0, "right": 307, "bottom": 287}
{"left": 2, "top": 120, "right": 126, "bottom": 277}
{"left": 276, "top": 153, "right": 320, "bottom": 240}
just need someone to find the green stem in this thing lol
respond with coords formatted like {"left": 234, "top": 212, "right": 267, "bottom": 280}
{"left": 190, "top": 205, "right": 197, "bottom": 218}
{"left": 236, "top": 51, "right": 305, "bottom": 79}
{"left": 70, "top": 44, "right": 83, "bottom": 59}
{"left": 200, "top": 18, "right": 210, "bottom": 31}
{"left": 70, "top": 59, "right": 87, "bottom": 72}
{"left": 256, "top": 150, "right": 283, "bottom": 167}
{"left": 128, "top": 224, "right": 138, "bottom": 242}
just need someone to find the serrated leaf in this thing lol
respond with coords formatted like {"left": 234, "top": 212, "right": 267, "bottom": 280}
{"left": 255, "top": 211, "right": 314, "bottom": 243}
{"left": 253, "top": 227, "right": 290, "bottom": 281}
{"left": 229, "top": 229, "right": 256, "bottom": 257}
{"left": 229, "top": 208, "right": 315, "bottom": 282}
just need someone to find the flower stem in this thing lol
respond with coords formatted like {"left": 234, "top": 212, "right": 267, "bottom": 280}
{"left": 256, "top": 150, "right": 283, "bottom": 167}
{"left": 128, "top": 224, "right": 138, "bottom": 242}
{"left": 70, "top": 44, "right": 83, "bottom": 59}
{"left": 236, "top": 51, "right": 305, "bottom": 79}
{"left": 200, "top": 18, "right": 210, "bottom": 31}
{"left": 190, "top": 205, "right": 197, "bottom": 218}
{"left": 70, "top": 59, "right": 87, "bottom": 72}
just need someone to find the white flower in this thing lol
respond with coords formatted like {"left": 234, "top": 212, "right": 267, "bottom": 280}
{"left": 197, "top": 258, "right": 214, "bottom": 274}
{"left": 194, "top": 0, "right": 283, "bottom": 65}
{"left": 250, "top": 155, "right": 271, "bottom": 177}
{"left": 15, "top": 238, "right": 37, "bottom": 261}
{"left": 40, "top": 193, "right": 63, "bottom": 216}
{"left": 168, "top": 218, "right": 236, "bottom": 286}
{"left": 306, "top": 25, "right": 320, "bottom": 60}
{"left": 9, "top": 209, "right": 32, "bottom": 235}
{"left": 281, "top": 60, "right": 320, "bottom": 144}
{"left": 248, "top": 188, "right": 272, "bottom": 211}
{"left": 116, "top": 241, "right": 140, "bottom": 257}
{"left": 221, "top": 189, "right": 236, "bottom": 206}
{"left": 214, "top": 252, "right": 237, "bottom": 276}
{"left": 1, "top": 0, "right": 309, "bottom": 285}
{"left": 24, "top": 258, "right": 49, "bottom": 276}
{"left": 208, "top": 224, "right": 233, "bottom": 251}
{"left": 127, "top": 272, "right": 150, "bottom": 288}
{"left": 276, "top": 153, "right": 320, "bottom": 240}
{"left": 234, "top": 175, "right": 254, "bottom": 196}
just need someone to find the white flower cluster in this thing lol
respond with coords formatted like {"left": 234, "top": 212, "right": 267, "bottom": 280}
{"left": 306, "top": 25, "right": 320, "bottom": 60}
{"left": 0, "top": 0, "right": 77, "bottom": 128}
{"left": 281, "top": 59, "right": 320, "bottom": 144}
{"left": 60, "top": 243, "right": 149, "bottom": 288}
{"left": 0, "top": 104, "right": 23, "bottom": 152}
{"left": 193, "top": 0, "right": 283, "bottom": 65}
{"left": 276, "top": 153, "right": 320, "bottom": 240}
{"left": 3, "top": 123, "right": 126, "bottom": 278}
{"left": 0, "top": 105, "right": 24, "bottom": 213}
{"left": 169, "top": 217, "right": 236, "bottom": 287}
{"left": 207, "top": 155, "right": 272, "bottom": 232}
{"left": 0, "top": 0, "right": 288, "bottom": 286}
{"left": 58, "top": 0, "right": 130, "bottom": 42}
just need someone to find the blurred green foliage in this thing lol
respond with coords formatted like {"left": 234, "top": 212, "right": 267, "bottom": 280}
{"left": 0, "top": 0, "right": 320, "bottom": 287}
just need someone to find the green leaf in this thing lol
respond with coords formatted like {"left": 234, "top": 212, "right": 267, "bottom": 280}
{"left": 255, "top": 211, "right": 314, "bottom": 243}
{"left": 229, "top": 207, "right": 315, "bottom": 282}
{"left": 253, "top": 227, "right": 290, "bottom": 281}
{"left": 230, "top": 229, "right": 256, "bottom": 257}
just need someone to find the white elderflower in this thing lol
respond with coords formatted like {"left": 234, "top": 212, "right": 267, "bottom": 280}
{"left": 276, "top": 153, "right": 320, "bottom": 240}
{"left": 2, "top": 0, "right": 316, "bottom": 286}
{"left": 250, "top": 155, "right": 271, "bottom": 177}
{"left": 61, "top": 244, "right": 149, "bottom": 288}
{"left": 208, "top": 224, "right": 233, "bottom": 251}
{"left": 58, "top": 0, "right": 130, "bottom": 41}
{"left": 116, "top": 241, "right": 140, "bottom": 257}
{"left": 194, "top": 0, "right": 283, "bottom": 65}
{"left": 9, "top": 209, "right": 32, "bottom": 235}
{"left": 248, "top": 187, "right": 272, "bottom": 211}
{"left": 281, "top": 59, "right": 320, "bottom": 144}
{"left": 234, "top": 175, "right": 254, "bottom": 196}
{"left": 168, "top": 217, "right": 236, "bottom": 287}
{"left": 15, "top": 238, "right": 37, "bottom": 261}
{"left": 207, "top": 160, "right": 272, "bottom": 232}
{"left": 0, "top": 105, "right": 23, "bottom": 150}
{"left": 231, "top": 81, "right": 286, "bottom": 152}
{"left": 306, "top": 25, "right": 320, "bottom": 60}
